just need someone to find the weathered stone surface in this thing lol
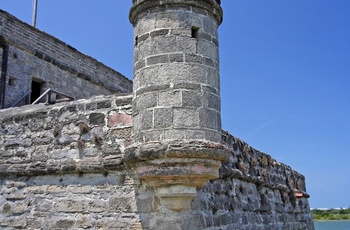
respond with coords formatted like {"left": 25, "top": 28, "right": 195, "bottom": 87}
{"left": 89, "top": 112, "right": 105, "bottom": 125}
{"left": 0, "top": 95, "right": 132, "bottom": 177}
{"left": 0, "top": 1, "right": 314, "bottom": 229}
{"left": 131, "top": 0, "right": 222, "bottom": 143}
{"left": 108, "top": 113, "right": 133, "bottom": 127}
{"left": 127, "top": 0, "right": 313, "bottom": 228}
{"left": 0, "top": 10, "right": 132, "bottom": 109}
{"left": 0, "top": 94, "right": 314, "bottom": 229}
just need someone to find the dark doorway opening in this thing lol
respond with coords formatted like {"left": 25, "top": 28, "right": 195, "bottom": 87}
{"left": 30, "top": 80, "right": 42, "bottom": 104}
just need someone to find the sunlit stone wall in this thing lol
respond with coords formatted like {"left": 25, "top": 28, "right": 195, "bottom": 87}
{"left": 0, "top": 10, "right": 132, "bottom": 109}
{"left": 0, "top": 94, "right": 313, "bottom": 229}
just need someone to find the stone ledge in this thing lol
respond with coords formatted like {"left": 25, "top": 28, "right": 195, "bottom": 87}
{"left": 0, "top": 156, "right": 124, "bottom": 177}
{"left": 129, "top": 0, "right": 223, "bottom": 25}
{"left": 135, "top": 158, "right": 221, "bottom": 187}
{"left": 124, "top": 140, "right": 229, "bottom": 211}
{"left": 124, "top": 140, "right": 230, "bottom": 165}
{"left": 131, "top": 157, "right": 223, "bottom": 211}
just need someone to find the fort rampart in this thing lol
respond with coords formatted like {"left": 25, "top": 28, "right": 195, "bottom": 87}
{"left": 0, "top": 95, "right": 313, "bottom": 229}
{"left": 0, "top": 1, "right": 314, "bottom": 229}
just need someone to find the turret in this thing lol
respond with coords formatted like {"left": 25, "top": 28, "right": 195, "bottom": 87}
{"left": 125, "top": 0, "right": 228, "bottom": 211}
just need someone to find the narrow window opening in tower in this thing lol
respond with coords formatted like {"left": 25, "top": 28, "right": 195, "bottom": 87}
{"left": 135, "top": 36, "right": 138, "bottom": 46}
{"left": 191, "top": 27, "right": 199, "bottom": 38}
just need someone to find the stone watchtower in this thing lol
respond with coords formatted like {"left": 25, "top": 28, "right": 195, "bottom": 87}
{"left": 0, "top": 2, "right": 314, "bottom": 229}
{"left": 125, "top": 0, "right": 229, "bottom": 211}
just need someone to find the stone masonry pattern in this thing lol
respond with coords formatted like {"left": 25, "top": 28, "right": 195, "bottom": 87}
{"left": 131, "top": 0, "right": 222, "bottom": 144}
{"left": 0, "top": 95, "right": 313, "bottom": 229}
{"left": 0, "top": 0, "right": 314, "bottom": 229}
{"left": 0, "top": 10, "right": 132, "bottom": 108}
{"left": 0, "top": 95, "right": 142, "bottom": 229}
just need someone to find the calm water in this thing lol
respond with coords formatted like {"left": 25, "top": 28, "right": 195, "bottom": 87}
{"left": 314, "top": 220, "right": 350, "bottom": 230}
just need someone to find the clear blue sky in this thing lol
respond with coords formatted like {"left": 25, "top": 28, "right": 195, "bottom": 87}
{"left": 1, "top": 1, "right": 349, "bottom": 209}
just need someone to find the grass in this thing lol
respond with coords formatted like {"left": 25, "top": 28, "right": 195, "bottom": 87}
{"left": 312, "top": 208, "right": 350, "bottom": 221}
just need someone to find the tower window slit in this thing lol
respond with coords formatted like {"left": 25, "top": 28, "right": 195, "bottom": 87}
{"left": 191, "top": 27, "right": 199, "bottom": 38}
{"left": 135, "top": 36, "right": 138, "bottom": 46}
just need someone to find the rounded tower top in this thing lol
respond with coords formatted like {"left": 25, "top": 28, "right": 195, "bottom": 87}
{"left": 130, "top": 0, "right": 224, "bottom": 144}
{"left": 130, "top": 0, "right": 223, "bottom": 26}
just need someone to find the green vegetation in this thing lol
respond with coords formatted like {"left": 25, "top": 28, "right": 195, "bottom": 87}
{"left": 312, "top": 208, "right": 350, "bottom": 221}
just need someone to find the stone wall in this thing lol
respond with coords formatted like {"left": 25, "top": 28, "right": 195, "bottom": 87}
{"left": 193, "top": 131, "right": 313, "bottom": 229}
{"left": 0, "top": 95, "right": 314, "bottom": 229}
{"left": 128, "top": 132, "right": 314, "bottom": 229}
{"left": 0, "top": 10, "right": 132, "bottom": 108}
{"left": 0, "top": 94, "right": 143, "bottom": 229}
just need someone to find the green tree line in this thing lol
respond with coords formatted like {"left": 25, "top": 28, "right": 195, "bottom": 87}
{"left": 312, "top": 208, "right": 350, "bottom": 220}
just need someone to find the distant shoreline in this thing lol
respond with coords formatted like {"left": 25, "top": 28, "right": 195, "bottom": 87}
{"left": 312, "top": 208, "right": 350, "bottom": 221}
{"left": 314, "top": 219, "right": 350, "bottom": 222}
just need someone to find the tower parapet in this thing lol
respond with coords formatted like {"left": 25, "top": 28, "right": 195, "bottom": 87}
{"left": 125, "top": 0, "right": 229, "bottom": 211}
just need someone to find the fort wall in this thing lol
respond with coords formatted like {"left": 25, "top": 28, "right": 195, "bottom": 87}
{"left": 0, "top": 95, "right": 313, "bottom": 229}
{"left": 0, "top": 10, "right": 132, "bottom": 108}
{"left": 0, "top": 95, "right": 140, "bottom": 229}
{"left": 0, "top": 1, "right": 314, "bottom": 229}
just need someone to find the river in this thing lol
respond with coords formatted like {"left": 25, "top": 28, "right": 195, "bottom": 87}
{"left": 314, "top": 220, "right": 350, "bottom": 230}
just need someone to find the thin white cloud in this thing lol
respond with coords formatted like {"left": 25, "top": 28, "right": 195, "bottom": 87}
{"left": 246, "top": 120, "right": 274, "bottom": 137}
